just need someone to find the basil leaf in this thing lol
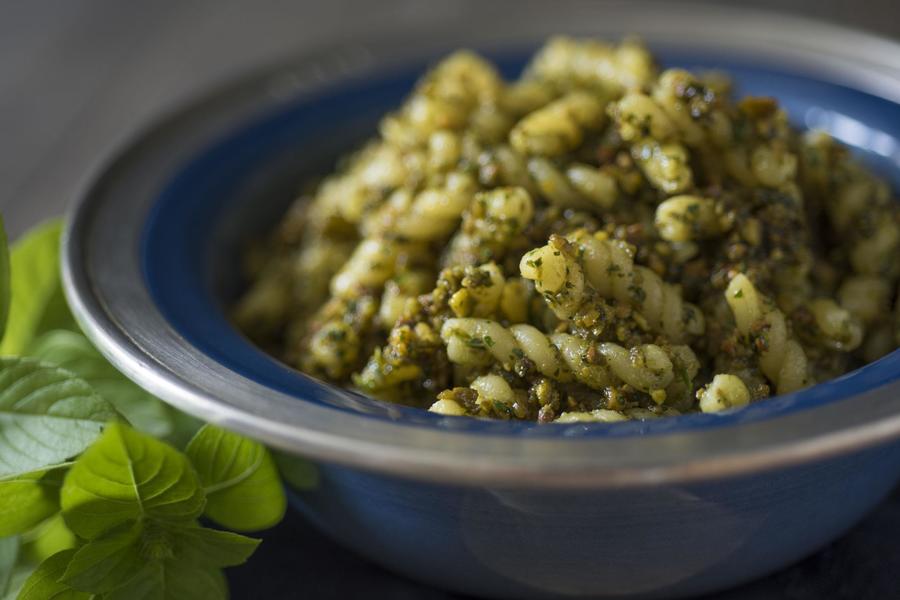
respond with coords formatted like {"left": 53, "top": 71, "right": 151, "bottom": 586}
{"left": 173, "top": 526, "right": 260, "bottom": 569}
{"left": 59, "top": 523, "right": 143, "bottom": 594}
{"left": 160, "top": 563, "right": 227, "bottom": 600}
{"left": 0, "top": 537, "right": 16, "bottom": 596}
{"left": 0, "top": 216, "right": 11, "bottom": 340}
{"left": 1, "top": 220, "right": 76, "bottom": 356}
{"left": 103, "top": 560, "right": 226, "bottom": 600}
{"left": 186, "top": 425, "right": 286, "bottom": 531}
{"left": 0, "top": 469, "right": 62, "bottom": 537}
{"left": 61, "top": 422, "right": 205, "bottom": 540}
{"left": 59, "top": 523, "right": 256, "bottom": 596}
{"left": 16, "top": 549, "right": 90, "bottom": 600}
{"left": 20, "top": 515, "right": 76, "bottom": 566}
{"left": 59, "top": 522, "right": 254, "bottom": 597}
{"left": 27, "top": 331, "right": 173, "bottom": 438}
{"left": 0, "top": 357, "right": 115, "bottom": 478}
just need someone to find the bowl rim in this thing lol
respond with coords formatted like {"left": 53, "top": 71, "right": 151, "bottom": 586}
{"left": 63, "top": 1, "right": 900, "bottom": 488}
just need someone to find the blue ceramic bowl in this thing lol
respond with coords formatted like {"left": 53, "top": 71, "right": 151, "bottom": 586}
{"left": 62, "top": 5, "right": 900, "bottom": 598}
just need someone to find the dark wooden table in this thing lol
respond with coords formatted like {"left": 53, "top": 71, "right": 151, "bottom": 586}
{"left": 3, "top": 1, "right": 899, "bottom": 598}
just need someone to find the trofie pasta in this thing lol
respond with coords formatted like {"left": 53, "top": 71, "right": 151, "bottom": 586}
{"left": 235, "top": 37, "right": 900, "bottom": 422}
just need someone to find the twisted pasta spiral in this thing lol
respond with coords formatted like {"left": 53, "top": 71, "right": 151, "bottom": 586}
{"left": 697, "top": 374, "right": 751, "bottom": 413}
{"left": 363, "top": 171, "right": 478, "bottom": 241}
{"left": 443, "top": 186, "right": 535, "bottom": 267}
{"left": 234, "top": 237, "right": 357, "bottom": 339}
{"left": 725, "top": 274, "right": 810, "bottom": 394}
{"left": 377, "top": 270, "right": 434, "bottom": 329}
{"left": 554, "top": 409, "right": 628, "bottom": 423}
{"left": 520, "top": 231, "right": 704, "bottom": 341}
{"left": 835, "top": 275, "right": 893, "bottom": 360}
{"left": 519, "top": 237, "right": 586, "bottom": 320}
{"left": 329, "top": 170, "right": 487, "bottom": 339}
{"left": 330, "top": 238, "right": 401, "bottom": 298}
{"left": 380, "top": 51, "right": 505, "bottom": 149}
{"left": 650, "top": 69, "right": 733, "bottom": 149}
{"left": 807, "top": 298, "right": 863, "bottom": 352}
{"left": 838, "top": 276, "right": 891, "bottom": 325}
{"left": 631, "top": 139, "right": 693, "bottom": 194}
{"left": 610, "top": 92, "right": 678, "bottom": 143}
{"left": 804, "top": 131, "right": 900, "bottom": 280}
{"left": 354, "top": 262, "right": 529, "bottom": 396}
{"left": 443, "top": 262, "right": 508, "bottom": 319}
{"left": 303, "top": 294, "right": 379, "bottom": 380}
{"left": 725, "top": 98, "right": 798, "bottom": 192}
{"left": 306, "top": 143, "right": 410, "bottom": 226}
{"left": 832, "top": 184, "right": 892, "bottom": 280}
{"left": 609, "top": 92, "right": 694, "bottom": 194}
{"left": 526, "top": 36, "right": 656, "bottom": 93}
{"left": 528, "top": 158, "right": 620, "bottom": 211}
{"left": 430, "top": 374, "right": 537, "bottom": 420}
{"left": 654, "top": 195, "right": 724, "bottom": 242}
{"left": 481, "top": 145, "right": 620, "bottom": 211}
{"left": 440, "top": 317, "right": 696, "bottom": 394}
{"left": 306, "top": 238, "right": 431, "bottom": 378}
{"left": 509, "top": 91, "right": 606, "bottom": 157}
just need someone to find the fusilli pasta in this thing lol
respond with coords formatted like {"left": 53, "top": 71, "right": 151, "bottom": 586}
{"left": 725, "top": 274, "right": 810, "bottom": 394}
{"left": 236, "top": 35, "right": 900, "bottom": 423}
{"left": 440, "top": 317, "right": 696, "bottom": 395}
{"left": 520, "top": 231, "right": 704, "bottom": 341}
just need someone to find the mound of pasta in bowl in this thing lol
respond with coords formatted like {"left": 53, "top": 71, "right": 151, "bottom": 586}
{"left": 234, "top": 37, "right": 900, "bottom": 423}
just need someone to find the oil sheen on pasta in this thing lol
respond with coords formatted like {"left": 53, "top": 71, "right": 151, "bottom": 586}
{"left": 234, "top": 37, "right": 900, "bottom": 423}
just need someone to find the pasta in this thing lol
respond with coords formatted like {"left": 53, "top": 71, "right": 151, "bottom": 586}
{"left": 554, "top": 409, "right": 628, "bottom": 423}
{"left": 236, "top": 35, "right": 900, "bottom": 423}
{"left": 609, "top": 92, "right": 694, "bottom": 193}
{"left": 510, "top": 92, "right": 606, "bottom": 157}
{"left": 800, "top": 131, "right": 900, "bottom": 280}
{"left": 697, "top": 374, "right": 751, "bottom": 413}
{"left": 330, "top": 238, "right": 400, "bottom": 298}
{"left": 654, "top": 195, "right": 723, "bottom": 242}
{"left": 651, "top": 69, "right": 732, "bottom": 148}
{"left": 806, "top": 298, "right": 863, "bottom": 352}
{"left": 520, "top": 231, "right": 704, "bottom": 342}
{"left": 439, "top": 317, "right": 688, "bottom": 392}
{"left": 443, "top": 186, "right": 535, "bottom": 266}
{"left": 525, "top": 36, "right": 655, "bottom": 93}
{"left": 725, "top": 274, "right": 810, "bottom": 394}
{"left": 363, "top": 172, "right": 478, "bottom": 241}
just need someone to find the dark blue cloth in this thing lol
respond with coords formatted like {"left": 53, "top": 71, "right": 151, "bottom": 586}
{"left": 228, "top": 487, "right": 900, "bottom": 599}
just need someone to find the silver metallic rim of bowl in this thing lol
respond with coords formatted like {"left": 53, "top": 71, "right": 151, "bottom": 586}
{"left": 63, "top": 2, "right": 900, "bottom": 488}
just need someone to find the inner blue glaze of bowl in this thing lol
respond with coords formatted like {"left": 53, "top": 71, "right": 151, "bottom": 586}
{"left": 142, "top": 47, "right": 900, "bottom": 436}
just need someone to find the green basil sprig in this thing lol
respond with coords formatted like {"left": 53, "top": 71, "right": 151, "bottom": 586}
{"left": 0, "top": 218, "right": 292, "bottom": 599}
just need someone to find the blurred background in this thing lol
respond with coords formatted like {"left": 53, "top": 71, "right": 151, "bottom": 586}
{"left": 3, "top": 0, "right": 900, "bottom": 237}
{"left": 3, "top": 1, "right": 900, "bottom": 598}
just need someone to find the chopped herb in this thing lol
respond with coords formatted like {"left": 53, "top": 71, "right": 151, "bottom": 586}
{"left": 628, "top": 283, "right": 647, "bottom": 303}
{"left": 466, "top": 336, "right": 486, "bottom": 349}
